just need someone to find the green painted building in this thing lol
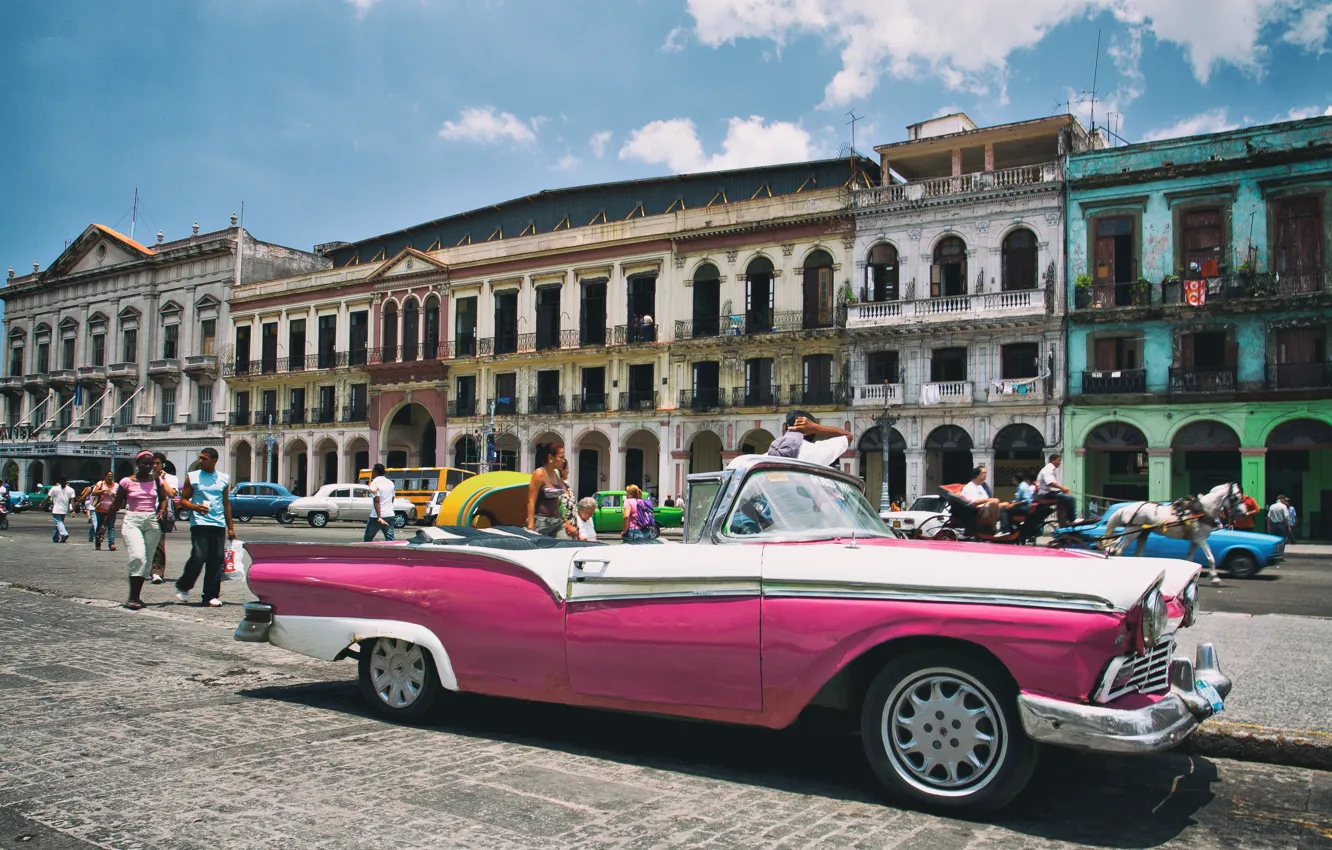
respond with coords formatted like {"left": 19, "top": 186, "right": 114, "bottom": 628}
{"left": 1063, "top": 116, "right": 1332, "bottom": 539}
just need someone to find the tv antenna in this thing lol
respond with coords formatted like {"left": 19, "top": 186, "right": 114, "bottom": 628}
{"left": 846, "top": 109, "right": 863, "bottom": 156}
{"left": 1089, "top": 28, "right": 1102, "bottom": 134}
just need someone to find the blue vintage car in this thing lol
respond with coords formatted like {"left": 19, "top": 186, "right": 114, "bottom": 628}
{"left": 1054, "top": 503, "right": 1285, "bottom": 578}
{"left": 228, "top": 482, "right": 298, "bottom": 524}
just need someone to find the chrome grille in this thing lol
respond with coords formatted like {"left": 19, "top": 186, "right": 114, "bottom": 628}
{"left": 1104, "top": 637, "right": 1173, "bottom": 701}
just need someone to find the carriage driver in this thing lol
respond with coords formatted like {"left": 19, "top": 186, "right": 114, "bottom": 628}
{"left": 962, "top": 467, "right": 1011, "bottom": 534}
{"left": 1037, "top": 452, "right": 1077, "bottom": 525}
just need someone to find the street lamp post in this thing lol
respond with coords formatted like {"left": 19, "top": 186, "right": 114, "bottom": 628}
{"left": 262, "top": 413, "right": 278, "bottom": 484}
{"left": 872, "top": 405, "right": 896, "bottom": 514}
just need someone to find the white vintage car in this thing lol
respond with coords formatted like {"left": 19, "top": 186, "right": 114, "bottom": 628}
{"left": 880, "top": 494, "right": 949, "bottom": 538}
{"left": 287, "top": 483, "right": 418, "bottom": 529}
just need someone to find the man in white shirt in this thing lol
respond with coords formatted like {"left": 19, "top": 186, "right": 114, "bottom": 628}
{"left": 767, "top": 410, "right": 852, "bottom": 468}
{"left": 960, "top": 467, "right": 1006, "bottom": 532}
{"left": 49, "top": 477, "right": 76, "bottom": 543}
{"left": 1036, "top": 452, "right": 1076, "bottom": 524}
{"left": 1267, "top": 496, "right": 1289, "bottom": 538}
{"left": 364, "top": 463, "right": 396, "bottom": 542}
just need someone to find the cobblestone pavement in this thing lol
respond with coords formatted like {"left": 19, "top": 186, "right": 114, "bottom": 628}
{"left": 1, "top": 588, "right": 1331, "bottom": 850}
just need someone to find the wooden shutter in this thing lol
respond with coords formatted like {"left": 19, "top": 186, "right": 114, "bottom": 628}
{"left": 930, "top": 264, "right": 941, "bottom": 297}
{"left": 1225, "top": 338, "right": 1239, "bottom": 368}
{"left": 1179, "top": 333, "right": 1195, "bottom": 373}
{"left": 1094, "top": 339, "right": 1117, "bottom": 370}
{"left": 1095, "top": 236, "right": 1116, "bottom": 282}
{"left": 803, "top": 267, "right": 819, "bottom": 321}
{"left": 1277, "top": 328, "right": 1316, "bottom": 364}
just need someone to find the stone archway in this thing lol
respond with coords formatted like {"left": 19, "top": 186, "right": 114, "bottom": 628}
{"left": 737, "top": 428, "right": 775, "bottom": 455}
{"left": 622, "top": 428, "right": 660, "bottom": 498}
{"left": 315, "top": 437, "right": 339, "bottom": 490}
{"left": 993, "top": 423, "right": 1045, "bottom": 501}
{"left": 344, "top": 436, "right": 369, "bottom": 483}
{"left": 26, "top": 460, "right": 45, "bottom": 491}
{"left": 1084, "top": 421, "right": 1148, "bottom": 503}
{"left": 2, "top": 460, "right": 17, "bottom": 488}
{"left": 283, "top": 437, "right": 310, "bottom": 496}
{"left": 858, "top": 425, "right": 906, "bottom": 508}
{"left": 383, "top": 402, "right": 436, "bottom": 467}
{"left": 453, "top": 435, "right": 481, "bottom": 474}
{"left": 925, "top": 425, "right": 973, "bottom": 491}
{"left": 689, "top": 429, "right": 724, "bottom": 474}
{"left": 231, "top": 441, "right": 252, "bottom": 483}
{"left": 1265, "top": 418, "right": 1332, "bottom": 540}
{"left": 574, "top": 429, "right": 609, "bottom": 499}
{"left": 1171, "top": 420, "right": 1240, "bottom": 498}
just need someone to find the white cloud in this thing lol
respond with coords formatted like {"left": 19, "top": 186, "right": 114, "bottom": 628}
{"left": 1140, "top": 108, "right": 1238, "bottom": 142}
{"left": 1283, "top": 104, "right": 1332, "bottom": 119}
{"left": 932, "top": 104, "right": 962, "bottom": 118}
{"left": 438, "top": 107, "right": 538, "bottom": 144}
{"left": 346, "top": 0, "right": 380, "bottom": 17}
{"left": 619, "top": 115, "right": 818, "bottom": 173}
{"left": 553, "top": 152, "right": 581, "bottom": 171}
{"left": 589, "top": 130, "right": 612, "bottom": 158}
{"left": 662, "top": 25, "right": 690, "bottom": 52}
{"left": 682, "top": 0, "right": 1310, "bottom": 107}
{"left": 1283, "top": 2, "right": 1332, "bottom": 52}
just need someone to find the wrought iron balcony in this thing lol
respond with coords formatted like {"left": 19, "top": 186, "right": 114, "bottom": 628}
{"left": 341, "top": 404, "right": 369, "bottom": 423}
{"left": 851, "top": 383, "right": 904, "bottom": 407}
{"left": 613, "top": 324, "right": 660, "bottom": 345}
{"left": 572, "top": 393, "right": 609, "bottom": 414}
{"left": 447, "top": 398, "right": 478, "bottom": 418}
{"left": 579, "top": 327, "right": 610, "bottom": 348}
{"left": 308, "top": 407, "right": 337, "bottom": 425}
{"left": 853, "top": 162, "right": 1061, "bottom": 209}
{"left": 348, "top": 347, "right": 369, "bottom": 367}
{"left": 228, "top": 411, "right": 252, "bottom": 426}
{"left": 223, "top": 359, "right": 258, "bottom": 379}
{"left": 618, "top": 390, "right": 659, "bottom": 411}
{"left": 1169, "top": 367, "right": 1236, "bottom": 393}
{"left": 1081, "top": 369, "right": 1146, "bottom": 395}
{"left": 535, "top": 329, "right": 578, "bottom": 351}
{"left": 678, "top": 388, "right": 725, "bottom": 413}
{"left": 730, "top": 386, "right": 781, "bottom": 408}
{"left": 788, "top": 382, "right": 849, "bottom": 407}
{"left": 1159, "top": 270, "right": 1325, "bottom": 306}
{"left": 369, "top": 346, "right": 399, "bottom": 365}
{"left": 487, "top": 397, "right": 518, "bottom": 416}
{"left": 1075, "top": 282, "right": 1153, "bottom": 311}
{"left": 527, "top": 395, "right": 565, "bottom": 415}
{"left": 315, "top": 350, "right": 347, "bottom": 370}
{"left": 441, "top": 338, "right": 478, "bottom": 359}
{"left": 1269, "top": 361, "right": 1332, "bottom": 390}
{"left": 281, "top": 408, "right": 307, "bottom": 426}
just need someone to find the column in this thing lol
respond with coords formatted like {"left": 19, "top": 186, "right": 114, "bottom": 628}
{"left": 1240, "top": 447, "right": 1266, "bottom": 505}
{"left": 951, "top": 149, "right": 962, "bottom": 177}
{"left": 657, "top": 422, "right": 671, "bottom": 503}
{"left": 1069, "top": 449, "right": 1087, "bottom": 508}
{"left": 1147, "top": 447, "right": 1172, "bottom": 502}
{"left": 609, "top": 425, "right": 623, "bottom": 491}
{"left": 904, "top": 449, "right": 925, "bottom": 505}
{"left": 983, "top": 143, "right": 994, "bottom": 172}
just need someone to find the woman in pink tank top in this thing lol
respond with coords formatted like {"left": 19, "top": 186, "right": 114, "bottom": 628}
{"left": 110, "top": 451, "right": 167, "bottom": 610}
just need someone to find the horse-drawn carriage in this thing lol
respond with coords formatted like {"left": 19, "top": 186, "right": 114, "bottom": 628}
{"left": 928, "top": 484, "right": 1069, "bottom": 544}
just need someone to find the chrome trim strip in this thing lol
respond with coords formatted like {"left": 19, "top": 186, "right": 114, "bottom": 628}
{"left": 567, "top": 589, "right": 761, "bottom": 603}
{"left": 761, "top": 582, "right": 1120, "bottom": 613}
{"left": 573, "top": 574, "right": 759, "bottom": 585}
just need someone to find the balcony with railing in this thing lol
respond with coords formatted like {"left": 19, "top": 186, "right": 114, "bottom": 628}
{"left": 281, "top": 408, "right": 307, "bottom": 426}
{"left": 366, "top": 344, "right": 446, "bottom": 382}
{"left": 308, "top": 406, "right": 337, "bottom": 425}
{"left": 1159, "top": 271, "right": 1326, "bottom": 306}
{"left": 918, "top": 381, "right": 974, "bottom": 405}
{"left": 679, "top": 388, "right": 725, "bottom": 413}
{"left": 147, "top": 359, "right": 182, "bottom": 385}
{"left": 341, "top": 404, "right": 369, "bottom": 423}
{"left": 572, "top": 393, "right": 610, "bottom": 414}
{"left": 23, "top": 372, "right": 50, "bottom": 391}
{"left": 527, "top": 395, "right": 565, "bottom": 416}
{"left": 619, "top": 390, "right": 659, "bottom": 412}
{"left": 854, "top": 162, "right": 1060, "bottom": 210}
{"left": 183, "top": 355, "right": 219, "bottom": 381}
{"left": 986, "top": 379, "right": 1045, "bottom": 403}
{"left": 847, "top": 289, "right": 1046, "bottom": 330}
{"left": 228, "top": 410, "right": 252, "bottom": 426}
{"left": 1081, "top": 369, "right": 1146, "bottom": 395}
{"left": 48, "top": 369, "right": 77, "bottom": 390}
{"left": 788, "top": 382, "right": 848, "bottom": 407}
{"left": 1269, "top": 362, "right": 1332, "bottom": 390}
{"left": 0, "top": 375, "right": 22, "bottom": 397}
{"left": 1168, "top": 367, "right": 1236, "bottom": 394}
{"left": 730, "top": 386, "right": 782, "bottom": 408}
{"left": 488, "top": 396, "right": 518, "bottom": 416}
{"left": 348, "top": 347, "right": 369, "bottom": 368}
{"left": 447, "top": 398, "right": 478, "bottom": 418}
{"left": 107, "top": 362, "right": 138, "bottom": 386}
{"left": 851, "top": 382, "right": 904, "bottom": 407}
{"left": 613, "top": 323, "right": 660, "bottom": 346}
{"left": 76, "top": 365, "right": 107, "bottom": 386}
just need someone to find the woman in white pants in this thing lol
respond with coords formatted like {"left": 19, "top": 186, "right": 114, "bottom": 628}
{"left": 109, "top": 450, "right": 169, "bottom": 610}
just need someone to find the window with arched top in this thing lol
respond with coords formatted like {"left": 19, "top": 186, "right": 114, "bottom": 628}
{"left": 691, "top": 263, "right": 721, "bottom": 338}
{"left": 867, "top": 243, "right": 899, "bottom": 301}
{"left": 931, "top": 236, "right": 967, "bottom": 297}
{"left": 802, "top": 249, "right": 835, "bottom": 329}
{"left": 402, "top": 298, "right": 420, "bottom": 361}
{"left": 745, "top": 257, "right": 775, "bottom": 335}
{"left": 381, "top": 302, "right": 398, "bottom": 360}
{"left": 1002, "top": 229, "right": 1038, "bottom": 291}
{"left": 423, "top": 295, "right": 440, "bottom": 359}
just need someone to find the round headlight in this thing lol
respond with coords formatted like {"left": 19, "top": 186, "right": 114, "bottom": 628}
{"left": 1141, "top": 586, "right": 1168, "bottom": 648}
{"left": 1181, "top": 580, "right": 1199, "bottom": 627}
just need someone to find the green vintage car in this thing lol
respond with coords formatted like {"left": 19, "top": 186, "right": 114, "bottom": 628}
{"left": 591, "top": 491, "right": 684, "bottom": 533}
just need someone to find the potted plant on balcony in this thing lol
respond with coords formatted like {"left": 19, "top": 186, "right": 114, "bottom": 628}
{"left": 1073, "top": 273, "right": 1093, "bottom": 309}
{"left": 1161, "top": 271, "right": 1181, "bottom": 305}
{"left": 1132, "top": 276, "right": 1152, "bottom": 306}
{"left": 1234, "top": 259, "right": 1254, "bottom": 295}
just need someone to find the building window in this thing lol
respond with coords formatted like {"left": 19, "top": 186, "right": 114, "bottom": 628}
{"left": 493, "top": 372, "right": 516, "bottom": 414}
{"left": 1273, "top": 326, "right": 1328, "bottom": 389}
{"left": 9, "top": 346, "right": 22, "bottom": 376}
{"left": 261, "top": 390, "right": 278, "bottom": 422}
{"left": 580, "top": 367, "right": 606, "bottom": 411}
{"left": 86, "top": 398, "right": 102, "bottom": 430}
{"left": 625, "top": 363, "right": 655, "bottom": 409}
{"left": 1001, "top": 229, "right": 1038, "bottom": 291}
{"left": 1001, "top": 343, "right": 1040, "bottom": 380}
{"left": 61, "top": 337, "right": 75, "bottom": 370}
{"left": 691, "top": 264, "right": 721, "bottom": 338}
{"left": 121, "top": 329, "right": 137, "bottom": 364}
{"left": 867, "top": 350, "right": 900, "bottom": 385}
{"left": 535, "top": 287, "right": 561, "bottom": 351}
{"left": 261, "top": 322, "right": 278, "bottom": 373}
{"left": 423, "top": 298, "right": 440, "bottom": 360}
{"left": 197, "top": 385, "right": 213, "bottom": 423}
{"left": 1180, "top": 207, "right": 1223, "bottom": 278}
{"left": 744, "top": 358, "right": 774, "bottom": 405}
{"left": 116, "top": 389, "right": 133, "bottom": 426}
{"left": 288, "top": 318, "right": 306, "bottom": 367}
{"left": 317, "top": 385, "right": 335, "bottom": 422}
{"left": 36, "top": 342, "right": 50, "bottom": 373}
{"left": 288, "top": 387, "right": 306, "bottom": 424}
{"left": 932, "top": 237, "right": 968, "bottom": 297}
{"left": 160, "top": 387, "right": 176, "bottom": 425}
{"left": 91, "top": 334, "right": 105, "bottom": 366}
{"left": 1092, "top": 215, "right": 1139, "bottom": 306}
{"left": 381, "top": 303, "right": 398, "bottom": 360}
{"left": 1274, "top": 195, "right": 1324, "bottom": 294}
{"left": 1092, "top": 335, "right": 1143, "bottom": 370}
{"left": 578, "top": 281, "right": 606, "bottom": 347}
{"left": 200, "top": 320, "right": 216, "bottom": 357}
{"left": 349, "top": 310, "right": 368, "bottom": 366}
{"left": 494, "top": 291, "right": 518, "bottom": 355}
{"left": 453, "top": 375, "right": 476, "bottom": 416}
{"left": 867, "top": 244, "right": 899, "bottom": 301}
{"left": 317, "top": 314, "right": 336, "bottom": 368}
{"left": 349, "top": 383, "right": 368, "bottom": 420}
{"left": 163, "top": 324, "right": 179, "bottom": 359}
{"left": 802, "top": 250, "right": 836, "bottom": 329}
{"left": 534, "top": 369, "right": 561, "bottom": 413}
{"left": 454, "top": 297, "right": 478, "bottom": 356}
{"left": 7, "top": 396, "right": 21, "bottom": 426}
{"left": 402, "top": 299, "right": 419, "bottom": 361}
{"left": 745, "top": 258, "right": 775, "bottom": 335}
{"left": 930, "top": 347, "right": 967, "bottom": 382}
{"left": 626, "top": 275, "right": 657, "bottom": 343}
{"left": 234, "top": 326, "right": 250, "bottom": 371}
{"left": 689, "top": 361, "right": 721, "bottom": 411}
{"left": 801, "top": 353, "right": 835, "bottom": 404}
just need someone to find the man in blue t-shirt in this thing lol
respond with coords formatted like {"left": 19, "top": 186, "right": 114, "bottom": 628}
{"left": 174, "top": 448, "right": 236, "bottom": 607}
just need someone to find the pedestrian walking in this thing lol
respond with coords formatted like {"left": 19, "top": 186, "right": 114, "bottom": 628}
{"left": 93, "top": 472, "right": 118, "bottom": 550}
{"left": 526, "top": 442, "right": 566, "bottom": 537}
{"left": 80, "top": 483, "right": 98, "bottom": 542}
{"left": 1267, "top": 496, "right": 1289, "bottom": 539}
{"left": 174, "top": 448, "right": 235, "bottom": 608}
{"left": 621, "top": 484, "right": 657, "bottom": 543}
{"left": 1232, "top": 493, "right": 1260, "bottom": 531}
{"left": 1287, "top": 499, "right": 1298, "bottom": 542}
{"left": 363, "top": 463, "right": 396, "bottom": 542}
{"left": 150, "top": 452, "right": 179, "bottom": 584}
{"left": 49, "top": 477, "right": 75, "bottom": 543}
{"left": 110, "top": 451, "right": 169, "bottom": 610}
{"left": 571, "top": 497, "right": 598, "bottom": 542}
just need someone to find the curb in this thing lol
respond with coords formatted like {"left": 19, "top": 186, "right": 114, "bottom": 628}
{"left": 1182, "top": 720, "right": 1332, "bottom": 771}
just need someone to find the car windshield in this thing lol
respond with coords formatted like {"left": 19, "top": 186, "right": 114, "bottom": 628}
{"left": 910, "top": 496, "right": 945, "bottom": 512}
{"left": 724, "top": 468, "right": 890, "bottom": 540}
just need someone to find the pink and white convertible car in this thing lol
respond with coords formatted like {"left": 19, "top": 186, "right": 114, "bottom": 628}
{"left": 235, "top": 455, "right": 1229, "bottom": 812}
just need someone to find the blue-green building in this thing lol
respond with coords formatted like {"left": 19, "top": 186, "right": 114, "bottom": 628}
{"left": 1063, "top": 116, "right": 1332, "bottom": 538}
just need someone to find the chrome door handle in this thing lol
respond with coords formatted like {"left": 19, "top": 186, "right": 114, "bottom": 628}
{"left": 571, "top": 559, "right": 610, "bottom": 581}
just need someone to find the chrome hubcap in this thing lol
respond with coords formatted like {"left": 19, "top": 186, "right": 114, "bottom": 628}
{"left": 882, "top": 670, "right": 1005, "bottom": 794}
{"left": 369, "top": 639, "right": 426, "bottom": 708}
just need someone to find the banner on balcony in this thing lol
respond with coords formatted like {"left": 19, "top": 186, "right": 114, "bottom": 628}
{"left": 1184, "top": 279, "right": 1207, "bottom": 306}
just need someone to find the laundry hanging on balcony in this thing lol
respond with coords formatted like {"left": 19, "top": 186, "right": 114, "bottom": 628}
{"left": 991, "top": 378, "right": 1038, "bottom": 395}
{"left": 1183, "top": 279, "right": 1207, "bottom": 306}
{"left": 920, "top": 383, "right": 942, "bottom": 405}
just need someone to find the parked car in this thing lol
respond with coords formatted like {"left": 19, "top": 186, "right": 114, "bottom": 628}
{"left": 7, "top": 491, "right": 32, "bottom": 512}
{"left": 1052, "top": 504, "right": 1284, "bottom": 577}
{"left": 422, "top": 491, "right": 448, "bottom": 526}
{"left": 229, "top": 482, "right": 298, "bottom": 524}
{"left": 879, "top": 494, "right": 949, "bottom": 538}
{"left": 287, "top": 483, "right": 417, "bottom": 529}
{"left": 590, "top": 490, "right": 683, "bottom": 533}
{"left": 235, "top": 455, "right": 1229, "bottom": 813}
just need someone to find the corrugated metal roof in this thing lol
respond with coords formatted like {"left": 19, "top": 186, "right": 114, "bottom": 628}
{"left": 327, "top": 157, "right": 878, "bottom": 267}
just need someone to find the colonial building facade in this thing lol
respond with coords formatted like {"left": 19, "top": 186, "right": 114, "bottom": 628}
{"left": 0, "top": 220, "right": 327, "bottom": 489}
{"left": 1064, "top": 115, "right": 1332, "bottom": 539}
{"left": 847, "top": 113, "right": 1095, "bottom": 504}
{"left": 224, "top": 158, "right": 878, "bottom": 500}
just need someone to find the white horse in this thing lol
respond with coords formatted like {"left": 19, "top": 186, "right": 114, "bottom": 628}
{"left": 1100, "top": 483, "right": 1246, "bottom": 585}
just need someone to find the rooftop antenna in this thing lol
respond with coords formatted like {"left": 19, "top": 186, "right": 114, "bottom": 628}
{"left": 1089, "top": 28, "right": 1102, "bottom": 135}
{"left": 129, "top": 188, "right": 139, "bottom": 241}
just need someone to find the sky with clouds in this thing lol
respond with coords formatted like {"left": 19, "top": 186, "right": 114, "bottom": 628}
{"left": 2, "top": 0, "right": 1331, "bottom": 284}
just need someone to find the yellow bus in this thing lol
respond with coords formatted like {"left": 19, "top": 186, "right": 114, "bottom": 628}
{"left": 357, "top": 466, "right": 474, "bottom": 521}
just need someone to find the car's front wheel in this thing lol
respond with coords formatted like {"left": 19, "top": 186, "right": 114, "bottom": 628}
{"left": 1225, "top": 551, "right": 1259, "bottom": 578}
{"left": 358, "top": 637, "right": 441, "bottom": 723}
{"left": 393, "top": 511, "right": 409, "bottom": 529}
{"left": 237, "top": 515, "right": 252, "bottom": 524}
{"left": 861, "top": 649, "right": 1037, "bottom": 813}
{"left": 277, "top": 509, "right": 295, "bottom": 525}
{"left": 308, "top": 511, "right": 329, "bottom": 528}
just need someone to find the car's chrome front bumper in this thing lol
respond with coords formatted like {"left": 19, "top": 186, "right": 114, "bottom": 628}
{"left": 234, "top": 602, "right": 274, "bottom": 643}
{"left": 1018, "top": 643, "right": 1231, "bottom": 754}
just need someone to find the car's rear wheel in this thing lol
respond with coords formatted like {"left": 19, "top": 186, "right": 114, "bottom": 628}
{"left": 237, "top": 515, "right": 252, "bottom": 523}
{"left": 277, "top": 510, "right": 295, "bottom": 525}
{"left": 393, "top": 511, "right": 409, "bottom": 529}
{"left": 861, "top": 649, "right": 1037, "bottom": 813}
{"left": 309, "top": 511, "right": 329, "bottom": 528}
{"left": 358, "top": 637, "right": 441, "bottom": 723}
{"left": 1225, "top": 552, "right": 1259, "bottom": 578}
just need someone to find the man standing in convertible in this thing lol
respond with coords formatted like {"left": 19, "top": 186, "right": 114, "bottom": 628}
{"left": 767, "top": 410, "right": 852, "bottom": 467}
